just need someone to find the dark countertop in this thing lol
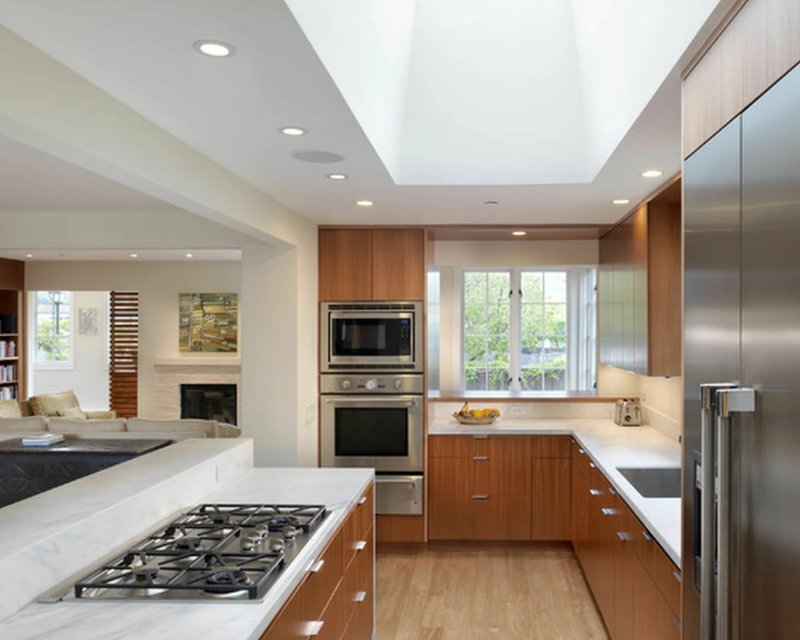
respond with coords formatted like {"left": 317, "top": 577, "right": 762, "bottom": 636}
{"left": 0, "top": 437, "right": 172, "bottom": 455}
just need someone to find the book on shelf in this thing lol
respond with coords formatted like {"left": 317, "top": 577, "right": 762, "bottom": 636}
{"left": 0, "top": 364, "right": 16, "bottom": 382}
{"left": 0, "top": 340, "right": 16, "bottom": 358}
{"left": 1, "top": 386, "right": 17, "bottom": 400}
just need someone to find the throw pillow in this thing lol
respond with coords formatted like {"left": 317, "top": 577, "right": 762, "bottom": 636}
{"left": 57, "top": 407, "right": 88, "bottom": 420}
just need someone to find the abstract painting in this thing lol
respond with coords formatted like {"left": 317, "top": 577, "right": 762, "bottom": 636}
{"left": 78, "top": 308, "right": 98, "bottom": 336}
{"left": 179, "top": 293, "right": 238, "bottom": 353}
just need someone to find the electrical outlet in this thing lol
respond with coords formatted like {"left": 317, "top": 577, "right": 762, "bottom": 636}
{"left": 509, "top": 404, "right": 526, "bottom": 417}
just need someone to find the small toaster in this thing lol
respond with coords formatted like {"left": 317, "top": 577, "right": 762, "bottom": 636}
{"left": 614, "top": 399, "right": 642, "bottom": 427}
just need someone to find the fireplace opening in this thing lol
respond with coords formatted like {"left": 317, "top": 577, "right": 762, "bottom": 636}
{"left": 180, "top": 384, "right": 237, "bottom": 425}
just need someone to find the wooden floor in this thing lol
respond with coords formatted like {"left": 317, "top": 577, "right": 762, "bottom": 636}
{"left": 375, "top": 542, "right": 609, "bottom": 640}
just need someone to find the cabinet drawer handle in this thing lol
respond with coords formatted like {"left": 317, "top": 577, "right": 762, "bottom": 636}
{"left": 358, "top": 496, "right": 367, "bottom": 505}
{"left": 473, "top": 435, "right": 489, "bottom": 440}
{"left": 673, "top": 570, "right": 681, "bottom": 584}
{"left": 578, "top": 448, "right": 585, "bottom": 454}
{"left": 354, "top": 591, "right": 367, "bottom": 603}
{"left": 589, "top": 462, "right": 596, "bottom": 469}
{"left": 306, "top": 621, "right": 324, "bottom": 637}
{"left": 601, "top": 508, "right": 616, "bottom": 517}
{"left": 589, "top": 489, "right": 602, "bottom": 496}
{"left": 642, "top": 530, "right": 654, "bottom": 542}
{"left": 308, "top": 559, "right": 325, "bottom": 573}
{"left": 354, "top": 540, "right": 367, "bottom": 551}
{"left": 472, "top": 455, "right": 489, "bottom": 461}
{"left": 617, "top": 531, "right": 628, "bottom": 542}
{"left": 608, "top": 487, "right": 617, "bottom": 495}
{"left": 472, "top": 495, "right": 489, "bottom": 500}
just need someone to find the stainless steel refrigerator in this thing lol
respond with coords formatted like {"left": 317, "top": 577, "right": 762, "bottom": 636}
{"left": 683, "top": 62, "right": 800, "bottom": 639}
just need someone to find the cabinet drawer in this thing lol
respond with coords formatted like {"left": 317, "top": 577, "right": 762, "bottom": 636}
{"left": 303, "top": 527, "right": 344, "bottom": 623}
{"left": 632, "top": 515, "right": 681, "bottom": 619}
{"left": 354, "top": 485, "right": 374, "bottom": 544}
{"left": 571, "top": 439, "right": 591, "bottom": 478}
{"left": 469, "top": 495, "right": 531, "bottom": 540}
{"left": 429, "top": 435, "right": 530, "bottom": 460}
{"left": 529, "top": 436, "right": 571, "bottom": 458}
{"left": 342, "top": 571, "right": 374, "bottom": 640}
{"left": 314, "top": 575, "right": 348, "bottom": 640}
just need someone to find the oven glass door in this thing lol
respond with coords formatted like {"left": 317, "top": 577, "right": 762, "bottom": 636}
{"left": 322, "top": 395, "right": 423, "bottom": 472}
{"left": 330, "top": 313, "right": 414, "bottom": 361}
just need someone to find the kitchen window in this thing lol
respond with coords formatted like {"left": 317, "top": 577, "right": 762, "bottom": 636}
{"left": 462, "top": 268, "right": 595, "bottom": 392}
{"left": 32, "top": 290, "right": 73, "bottom": 368}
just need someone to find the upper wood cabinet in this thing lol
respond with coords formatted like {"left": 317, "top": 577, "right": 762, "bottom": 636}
{"left": 318, "top": 228, "right": 425, "bottom": 301}
{"left": 598, "top": 180, "right": 681, "bottom": 377}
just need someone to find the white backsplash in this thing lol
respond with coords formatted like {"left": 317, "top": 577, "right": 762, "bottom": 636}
{"left": 431, "top": 401, "right": 615, "bottom": 422}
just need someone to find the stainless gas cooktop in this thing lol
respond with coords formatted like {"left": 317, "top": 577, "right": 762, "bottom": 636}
{"left": 72, "top": 504, "right": 327, "bottom": 601}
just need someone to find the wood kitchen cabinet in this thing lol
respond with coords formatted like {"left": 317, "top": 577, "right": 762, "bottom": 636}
{"left": 569, "top": 445, "right": 681, "bottom": 640}
{"left": 318, "top": 228, "right": 425, "bottom": 301}
{"left": 598, "top": 180, "right": 681, "bottom": 376}
{"left": 429, "top": 435, "right": 571, "bottom": 541}
{"left": 261, "top": 485, "right": 374, "bottom": 640}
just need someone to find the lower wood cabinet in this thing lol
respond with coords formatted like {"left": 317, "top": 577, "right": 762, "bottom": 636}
{"left": 260, "top": 485, "right": 374, "bottom": 640}
{"left": 429, "top": 435, "right": 571, "bottom": 541}
{"left": 570, "top": 440, "right": 681, "bottom": 640}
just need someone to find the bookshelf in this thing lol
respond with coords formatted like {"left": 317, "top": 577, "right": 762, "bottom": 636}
{"left": 0, "top": 258, "right": 25, "bottom": 402}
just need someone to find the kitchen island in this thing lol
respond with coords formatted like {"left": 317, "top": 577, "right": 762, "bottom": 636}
{"left": 0, "top": 438, "right": 374, "bottom": 640}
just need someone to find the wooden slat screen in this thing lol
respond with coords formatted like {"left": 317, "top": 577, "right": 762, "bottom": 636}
{"left": 109, "top": 291, "right": 139, "bottom": 418}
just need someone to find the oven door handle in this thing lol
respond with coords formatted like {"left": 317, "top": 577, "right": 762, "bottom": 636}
{"left": 323, "top": 397, "right": 420, "bottom": 408}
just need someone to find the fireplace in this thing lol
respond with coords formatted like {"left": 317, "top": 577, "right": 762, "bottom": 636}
{"left": 180, "top": 384, "right": 237, "bottom": 425}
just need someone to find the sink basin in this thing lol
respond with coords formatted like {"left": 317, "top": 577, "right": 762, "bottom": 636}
{"left": 616, "top": 467, "right": 681, "bottom": 498}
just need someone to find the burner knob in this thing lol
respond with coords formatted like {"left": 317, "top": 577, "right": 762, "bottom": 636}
{"left": 365, "top": 378, "right": 378, "bottom": 391}
{"left": 394, "top": 379, "right": 403, "bottom": 391}
{"left": 282, "top": 525, "right": 298, "bottom": 540}
{"left": 339, "top": 379, "right": 352, "bottom": 390}
{"left": 268, "top": 538, "right": 285, "bottom": 553}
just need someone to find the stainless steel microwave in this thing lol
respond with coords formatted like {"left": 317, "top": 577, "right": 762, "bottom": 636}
{"left": 320, "top": 301, "right": 423, "bottom": 373}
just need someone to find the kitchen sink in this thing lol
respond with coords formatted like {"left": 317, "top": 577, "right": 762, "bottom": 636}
{"left": 616, "top": 467, "right": 681, "bottom": 498}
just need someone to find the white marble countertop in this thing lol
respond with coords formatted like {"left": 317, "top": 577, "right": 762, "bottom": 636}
{"left": 0, "top": 441, "right": 374, "bottom": 640}
{"left": 429, "top": 418, "right": 681, "bottom": 566}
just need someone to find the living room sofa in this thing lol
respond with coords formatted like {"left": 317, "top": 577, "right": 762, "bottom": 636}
{"left": 0, "top": 415, "right": 240, "bottom": 440}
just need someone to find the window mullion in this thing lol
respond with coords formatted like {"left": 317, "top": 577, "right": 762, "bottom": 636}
{"left": 509, "top": 269, "right": 521, "bottom": 391}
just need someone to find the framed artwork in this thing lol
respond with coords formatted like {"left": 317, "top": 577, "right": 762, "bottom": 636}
{"left": 179, "top": 293, "right": 238, "bottom": 353}
{"left": 78, "top": 308, "right": 99, "bottom": 336}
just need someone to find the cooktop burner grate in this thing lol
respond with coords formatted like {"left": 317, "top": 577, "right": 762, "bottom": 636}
{"left": 73, "top": 503, "right": 326, "bottom": 601}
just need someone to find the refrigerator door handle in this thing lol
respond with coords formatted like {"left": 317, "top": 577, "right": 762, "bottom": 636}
{"left": 714, "top": 388, "right": 755, "bottom": 640}
{"left": 699, "top": 384, "right": 735, "bottom": 640}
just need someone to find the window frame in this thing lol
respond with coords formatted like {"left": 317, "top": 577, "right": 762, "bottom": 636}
{"left": 30, "top": 291, "right": 75, "bottom": 370}
{"left": 459, "top": 267, "right": 595, "bottom": 392}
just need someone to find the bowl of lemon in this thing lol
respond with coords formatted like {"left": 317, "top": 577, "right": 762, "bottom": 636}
{"left": 452, "top": 402, "right": 501, "bottom": 425}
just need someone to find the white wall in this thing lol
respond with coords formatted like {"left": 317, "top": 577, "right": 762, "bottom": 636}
{"left": 432, "top": 239, "right": 598, "bottom": 268}
{"left": 596, "top": 364, "right": 683, "bottom": 442}
{"left": 30, "top": 290, "right": 109, "bottom": 409}
{"left": 26, "top": 262, "right": 241, "bottom": 418}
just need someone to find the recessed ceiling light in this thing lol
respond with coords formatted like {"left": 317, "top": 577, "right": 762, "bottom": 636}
{"left": 129, "top": 253, "right": 138, "bottom": 259}
{"left": 185, "top": 253, "right": 194, "bottom": 259}
{"left": 512, "top": 231, "right": 527, "bottom": 237}
{"left": 484, "top": 200, "right": 500, "bottom": 206}
{"left": 642, "top": 169, "right": 663, "bottom": 178}
{"left": 193, "top": 40, "right": 235, "bottom": 58}
{"left": 612, "top": 199, "right": 630, "bottom": 205}
{"left": 280, "top": 126, "right": 306, "bottom": 137}
{"left": 355, "top": 200, "right": 373, "bottom": 207}
{"left": 327, "top": 173, "right": 348, "bottom": 181}
{"left": 25, "top": 253, "right": 33, "bottom": 259}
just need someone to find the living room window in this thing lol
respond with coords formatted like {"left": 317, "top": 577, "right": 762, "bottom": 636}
{"left": 33, "top": 291, "right": 73, "bottom": 368}
{"left": 462, "top": 268, "right": 596, "bottom": 392}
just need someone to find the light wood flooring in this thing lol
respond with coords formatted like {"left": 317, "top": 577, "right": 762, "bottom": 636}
{"left": 376, "top": 542, "right": 608, "bottom": 640}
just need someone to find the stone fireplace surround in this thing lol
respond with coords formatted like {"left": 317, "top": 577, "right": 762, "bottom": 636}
{"left": 153, "top": 357, "right": 240, "bottom": 421}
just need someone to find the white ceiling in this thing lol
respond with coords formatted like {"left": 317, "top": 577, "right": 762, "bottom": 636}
{"left": 0, "top": 249, "right": 242, "bottom": 262}
{"left": 0, "top": 0, "right": 728, "bottom": 225}
{"left": 0, "top": 134, "right": 179, "bottom": 212}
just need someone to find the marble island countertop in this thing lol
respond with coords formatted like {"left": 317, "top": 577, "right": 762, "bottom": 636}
{"left": 0, "top": 439, "right": 374, "bottom": 640}
{"left": 429, "top": 418, "right": 682, "bottom": 566}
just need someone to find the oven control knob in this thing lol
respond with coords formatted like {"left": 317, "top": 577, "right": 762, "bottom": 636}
{"left": 394, "top": 379, "right": 403, "bottom": 391}
{"left": 365, "top": 378, "right": 379, "bottom": 391}
{"left": 339, "top": 379, "right": 352, "bottom": 390}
